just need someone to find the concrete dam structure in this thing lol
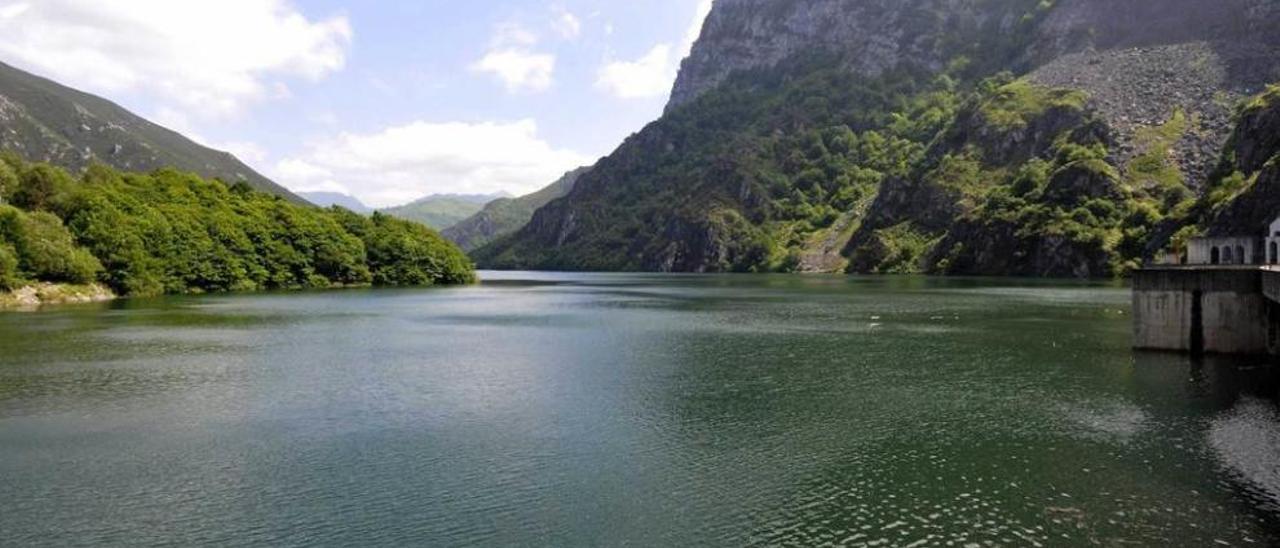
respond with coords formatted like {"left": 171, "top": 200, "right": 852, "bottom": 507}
{"left": 1133, "top": 267, "right": 1280, "bottom": 355}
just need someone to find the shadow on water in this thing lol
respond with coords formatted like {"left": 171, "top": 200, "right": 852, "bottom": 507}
{"left": 1135, "top": 351, "right": 1280, "bottom": 521}
{"left": 1132, "top": 351, "right": 1280, "bottom": 413}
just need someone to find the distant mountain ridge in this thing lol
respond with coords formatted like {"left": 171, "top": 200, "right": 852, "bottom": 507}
{"left": 0, "top": 60, "right": 301, "bottom": 202}
{"left": 300, "top": 191, "right": 372, "bottom": 213}
{"left": 382, "top": 192, "right": 512, "bottom": 230}
{"left": 448, "top": 167, "right": 588, "bottom": 251}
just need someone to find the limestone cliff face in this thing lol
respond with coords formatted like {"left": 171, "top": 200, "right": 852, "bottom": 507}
{"left": 672, "top": 0, "right": 1280, "bottom": 113}
{"left": 668, "top": 0, "right": 1031, "bottom": 111}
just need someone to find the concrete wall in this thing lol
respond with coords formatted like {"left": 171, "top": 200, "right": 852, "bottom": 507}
{"left": 1188, "top": 237, "right": 1260, "bottom": 265}
{"left": 1133, "top": 289, "right": 1194, "bottom": 351}
{"left": 1203, "top": 291, "right": 1270, "bottom": 353}
{"left": 1265, "top": 269, "right": 1280, "bottom": 302}
{"left": 1133, "top": 268, "right": 1270, "bottom": 355}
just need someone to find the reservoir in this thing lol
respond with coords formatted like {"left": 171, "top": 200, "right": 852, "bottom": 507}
{"left": 2, "top": 272, "right": 1279, "bottom": 546}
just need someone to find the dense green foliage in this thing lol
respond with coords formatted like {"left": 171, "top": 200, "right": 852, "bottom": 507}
{"left": 0, "top": 156, "right": 474, "bottom": 294}
{"left": 0, "top": 205, "right": 102, "bottom": 287}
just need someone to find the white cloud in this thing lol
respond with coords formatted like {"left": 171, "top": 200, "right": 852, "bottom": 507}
{"left": 683, "top": 0, "right": 715, "bottom": 56}
{"left": 472, "top": 22, "right": 556, "bottom": 93}
{"left": 492, "top": 22, "right": 540, "bottom": 49}
{"left": 595, "top": 0, "right": 713, "bottom": 99}
{"left": 551, "top": 7, "right": 581, "bottom": 40}
{"left": 472, "top": 50, "right": 556, "bottom": 93}
{"left": 596, "top": 45, "right": 674, "bottom": 99}
{"left": 0, "top": 0, "right": 351, "bottom": 119}
{"left": 272, "top": 119, "right": 591, "bottom": 208}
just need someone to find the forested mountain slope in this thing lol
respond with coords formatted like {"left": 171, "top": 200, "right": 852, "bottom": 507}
{"left": 478, "top": 0, "right": 1280, "bottom": 277}
{"left": 444, "top": 167, "right": 588, "bottom": 251}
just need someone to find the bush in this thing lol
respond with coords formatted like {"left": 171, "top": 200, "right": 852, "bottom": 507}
{"left": 0, "top": 242, "right": 18, "bottom": 289}
{"left": 12, "top": 164, "right": 74, "bottom": 212}
{"left": 0, "top": 161, "right": 16, "bottom": 204}
{"left": 0, "top": 205, "right": 102, "bottom": 284}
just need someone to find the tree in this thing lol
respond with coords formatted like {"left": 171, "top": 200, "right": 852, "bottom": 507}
{"left": 12, "top": 164, "right": 74, "bottom": 212}
{"left": 0, "top": 161, "right": 16, "bottom": 205}
{"left": 0, "top": 205, "right": 101, "bottom": 284}
{"left": 0, "top": 242, "right": 18, "bottom": 289}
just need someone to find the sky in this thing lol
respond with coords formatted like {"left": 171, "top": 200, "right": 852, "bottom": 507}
{"left": 0, "top": 0, "right": 714, "bottom": 207}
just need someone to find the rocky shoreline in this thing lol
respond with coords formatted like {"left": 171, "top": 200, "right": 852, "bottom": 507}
{"left": 0, "top": 283, "right": 116, "bottom": 310}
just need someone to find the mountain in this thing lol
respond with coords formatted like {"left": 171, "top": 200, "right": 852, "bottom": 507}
{"left": 476, "top": 0, "right": 1280, "bottom": 277}
{"left": 0, "top": 60, "right": 302, "bottom": 202}
{"left": 300, "top": 191, "right": 372, "bottom": 214}
{"left": 443, "top": 167, "right": 589, "bottom": 251}
{"left": 382, "top": 192, "right": 511, "bottom": 230}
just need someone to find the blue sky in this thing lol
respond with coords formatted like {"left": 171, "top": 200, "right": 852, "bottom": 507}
{"left": 0, "top": 0, "right": 713, "bottom": 206}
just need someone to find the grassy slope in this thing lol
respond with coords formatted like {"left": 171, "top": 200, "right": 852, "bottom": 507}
{"left": 0, "top": 61, "right": 303, "bottom": 202}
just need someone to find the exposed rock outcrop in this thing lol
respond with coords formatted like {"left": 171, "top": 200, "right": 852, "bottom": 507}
{"left": 0, "top": 283, "right": 114, "bottom": 309}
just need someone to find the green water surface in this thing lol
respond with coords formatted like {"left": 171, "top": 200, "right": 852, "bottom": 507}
{"left": 1, "top": 272, "right": 1278, "bottom": 546}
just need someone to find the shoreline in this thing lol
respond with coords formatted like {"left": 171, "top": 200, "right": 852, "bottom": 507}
{"left": 0, "top": 283, "right": 116, "bottom": 310}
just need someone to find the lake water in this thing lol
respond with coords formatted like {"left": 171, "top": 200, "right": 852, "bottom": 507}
{"left": 2, "top": 272, "right": 1280, "bottom": 547}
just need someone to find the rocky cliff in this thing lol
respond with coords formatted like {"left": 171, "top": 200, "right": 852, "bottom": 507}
{"left": 1203, "top": 86, "right": 1280, "bottom": 237}
{"left": 481, "top": 0, "right": 1280, "bottom": 277}
{"left": 668, "top": 0, "right": 1041, "bottom": 111}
